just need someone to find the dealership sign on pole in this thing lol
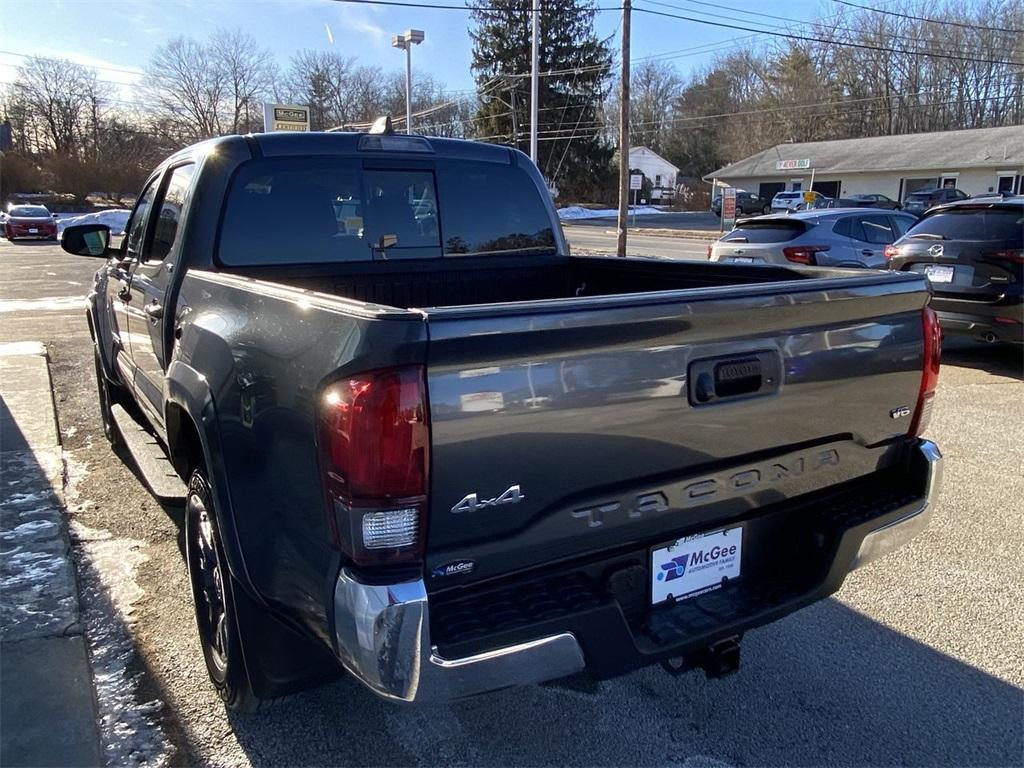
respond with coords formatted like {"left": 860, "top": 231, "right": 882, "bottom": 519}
{"left": 775, "top": 158, "right": 811, "bottom": 171}
{"left": 263, "top": 104, "right": 310, "bottom": 132}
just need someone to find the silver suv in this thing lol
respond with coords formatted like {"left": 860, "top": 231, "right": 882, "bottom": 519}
{"left": 709, "top": 208, "right": 919, "bottom": 268}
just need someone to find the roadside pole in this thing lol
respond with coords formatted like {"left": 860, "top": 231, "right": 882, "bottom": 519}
{"left": 616, "top": 0, "right": 631, "bottom": 257}
{"left": 530, "top": 0, "right": 540, "bottom": 163}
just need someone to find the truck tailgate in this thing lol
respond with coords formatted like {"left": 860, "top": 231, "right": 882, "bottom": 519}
{"left": 422, "top": 273, "right": 929, "bottom": 589}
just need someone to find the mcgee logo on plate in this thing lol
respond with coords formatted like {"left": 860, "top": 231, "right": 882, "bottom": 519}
{"left": 652, "top": 527, "right": 743, "bottom": 604}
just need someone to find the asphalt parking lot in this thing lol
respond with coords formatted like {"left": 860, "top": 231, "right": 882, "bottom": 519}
{"left": 1, "top": 237, "right": 1021, "bottom": 767}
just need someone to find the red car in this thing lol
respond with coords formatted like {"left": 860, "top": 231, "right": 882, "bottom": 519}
{"left": 4, "top": 205, "right": 58, "bottom": 241}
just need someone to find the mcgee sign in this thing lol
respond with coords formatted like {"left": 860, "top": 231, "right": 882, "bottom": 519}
{"left": 263, "top": 104, "right": 310, "bottom": 132}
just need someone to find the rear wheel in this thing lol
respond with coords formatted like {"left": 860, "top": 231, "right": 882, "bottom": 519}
{"left": 185, "top": 469, "right": 267, "bottom": 712}
{"left": 762, "top": 205, "right": 771, "bottom": 215}
{"left": 93, "top": 346, "right": 122, "bottom": 448}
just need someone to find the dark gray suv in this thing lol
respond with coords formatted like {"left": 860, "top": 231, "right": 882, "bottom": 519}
{"left": 902, "top": 187, "right": 969, "bottom": 217}
{"left": 887, "top": 196, "right": 1023, "bottom": 344}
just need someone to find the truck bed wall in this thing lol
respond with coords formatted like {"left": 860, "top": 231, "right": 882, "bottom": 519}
{"left": 225, "top": 256, "right": 813, "bottom": 311}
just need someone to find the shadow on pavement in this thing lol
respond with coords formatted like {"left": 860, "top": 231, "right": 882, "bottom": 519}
{"left": 220, "top": 596, "right": 1022, "bottom": 767}
{"left": 941, "top": 337, "right": 1023, "bottom": 380}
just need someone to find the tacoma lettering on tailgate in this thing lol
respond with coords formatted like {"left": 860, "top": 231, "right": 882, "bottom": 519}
{"left": 571, "top": 449, "right": 840, "bottom": 528}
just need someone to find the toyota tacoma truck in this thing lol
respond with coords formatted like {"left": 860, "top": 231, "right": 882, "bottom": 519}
{"left": 62, "top": 125, "right": 943, "bottom": 711}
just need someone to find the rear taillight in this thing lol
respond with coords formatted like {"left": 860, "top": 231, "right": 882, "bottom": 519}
{"left": 884, "top": 245, "right": 899, "bottom": 262}
{"left": 783, "top": 245, "right": 830, "bottom": 265}
{"left": 317, "top": 366, "right": 429, "bottom": 566}
{"left": 984, "top": 248, "right": 1024, "bottom": 265}
{"left": 908, "top": 306, "right": 942, "bottom": 438}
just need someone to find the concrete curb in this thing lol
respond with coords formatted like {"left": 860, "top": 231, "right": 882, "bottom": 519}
{"left": 0, "top": 342, "right": 103, "bottom": 767}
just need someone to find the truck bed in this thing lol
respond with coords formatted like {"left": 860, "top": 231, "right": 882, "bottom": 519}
{"left": 225, "top": 254, "right": 825, "bottom": 310}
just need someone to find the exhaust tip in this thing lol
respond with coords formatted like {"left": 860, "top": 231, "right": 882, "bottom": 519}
{"left": 982, "top": 332, "right": 998, "bottom": 343}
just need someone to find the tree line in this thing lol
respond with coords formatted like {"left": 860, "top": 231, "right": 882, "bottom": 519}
{"left": 2, "top": 0, "right": 1022, "bottom": 205}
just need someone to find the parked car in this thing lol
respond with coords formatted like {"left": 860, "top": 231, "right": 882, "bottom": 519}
{"left": 709, "top": 208, "right": 917, "bottom": 268}
{"left": 4, "top": 204, "right": 58, "bottom": 241}
{"left": 62, "top": 126, "right": 942, "bottom": 711}
{"left": 711, "top": 191, "right": 771, "bottom": 216}
{"left": 770, "top": 190, "right": 831, "bottom": 212}
{"left": 841, "top": 193, "right": 902, "bottom": 210}
{"left": 887, "top": 195, "right": 1023, "bottom": 344}
{"left": 902, "top": 187, "right": 969, "bottom": 217}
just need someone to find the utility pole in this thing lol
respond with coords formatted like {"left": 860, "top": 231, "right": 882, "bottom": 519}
{"left": 616, "top": 0, "right": 631, "bottom": 257}
{"left": 530, "top": 0, "right": 540, "bottom": 163}
{"left": 510, "top": 86, "right": 519, "bottom": 150}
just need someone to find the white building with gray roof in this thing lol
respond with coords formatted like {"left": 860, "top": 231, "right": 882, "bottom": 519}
{"left": 704, "top": 124, "right": 1024, "bottom": 203}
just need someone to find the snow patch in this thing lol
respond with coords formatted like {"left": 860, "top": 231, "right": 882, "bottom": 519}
{"left": 71, "top": 518, "right": 170, "bottom": 767}
{"left": 0, "top": 341, "right": 47, "bottom": 356}
{"left": 56, "top": 209, "right": 131, "bottom": 236}
{"left": 0, "top": 296, "right": 89, "bottom": 313}
{"left": 558, "top": 205, "right": 670, "bottom": 220}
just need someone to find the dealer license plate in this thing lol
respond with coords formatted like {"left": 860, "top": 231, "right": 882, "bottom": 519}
{"left": 731, "top": 256, "right": 755, "bottom": 263}
{"left": 651, "top": 526, "right": 742, "bottom": 605}
{"left": 924, "top": 265, "right": 954, "bottom": 283}
{"left": 28, "top": 228, "right": 38, "bottom": 234}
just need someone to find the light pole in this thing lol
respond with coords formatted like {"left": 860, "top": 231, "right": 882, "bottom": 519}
{"left": 391, "top": 29, "right": 424, "bottom": 134}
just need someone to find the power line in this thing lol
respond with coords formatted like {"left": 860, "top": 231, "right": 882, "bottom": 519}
{"left": 830, "top": 0, "right": 1024, "bottom": 34}
{"left": 642, "top": 0, "right": 1010, "bottom": 63}
{"left": 632, "top": 3, "right": 1024, "bottom": 68}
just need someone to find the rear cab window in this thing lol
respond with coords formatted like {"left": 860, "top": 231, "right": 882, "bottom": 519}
{"left": 905, "top": 208, "right": 1024, "bottom": 246}
{"left": 721, "top": 221, "right": 806, "bottom": 243}
{"left": 218, "top": 156, "right": 556, "bottom": 266}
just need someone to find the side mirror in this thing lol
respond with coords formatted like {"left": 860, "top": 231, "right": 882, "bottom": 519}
{"left": 61, "top": 224, "right": 112, "bottom": 257}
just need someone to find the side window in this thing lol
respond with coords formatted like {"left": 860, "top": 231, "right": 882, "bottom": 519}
{"left": 833, "top": 216, "right": 855, "bottom": 238}
{"left": 891, "top": 215, "right": 912, "bottom": 238}
{"left": 125, "top": 177, "right": 161, "bottom": 260}
{"left": 861, "top": 215, "right": 896, "bottom": 244}
{"left": 145, "top": 164, "right": 195, "bottom": 262}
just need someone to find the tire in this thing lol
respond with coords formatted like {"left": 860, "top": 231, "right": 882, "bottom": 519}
{"left": 762, "top": 205, "right": 771, "bottom": 215}
{"left": 93, "top": 345, "right": 123, "bottom": 448}
{"left": 185, "top": 469, "right": 267, "bottom": 713}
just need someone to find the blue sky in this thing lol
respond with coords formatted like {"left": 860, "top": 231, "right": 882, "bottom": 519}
{"left": 0, "top": 0, "right": 823, "bottom": 102}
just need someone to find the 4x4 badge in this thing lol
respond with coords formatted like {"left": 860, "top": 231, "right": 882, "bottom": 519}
{"left": 452, "top": 485, "right": 525, "bottom": 514}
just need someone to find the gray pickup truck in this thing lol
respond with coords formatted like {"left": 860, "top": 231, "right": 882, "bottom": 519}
{"left": 61, "top": 126, "right": 943, "bottom": 712}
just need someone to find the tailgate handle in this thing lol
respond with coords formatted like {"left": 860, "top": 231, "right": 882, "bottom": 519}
{"left": 689, "top": 351, "right": 781, "bottom": 405}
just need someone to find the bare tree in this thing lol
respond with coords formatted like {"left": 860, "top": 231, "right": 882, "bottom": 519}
{"left": 8, "top": 56, "right": 97, "bottom": 155}
{"left": 139, "top": 31, "right": 274, "bottom": 141}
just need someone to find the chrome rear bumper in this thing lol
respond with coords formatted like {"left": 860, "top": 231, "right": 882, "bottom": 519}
{"left": 851, "top": 439, "right": 942, "bottom": 569}
{"left": 333, "top": 439, "right": 942, "bottom": 703}
{"left": 332, "top": 571, "right": 584, "bottom": 703}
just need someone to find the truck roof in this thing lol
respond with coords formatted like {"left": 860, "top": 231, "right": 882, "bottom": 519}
{"left": 163, "top": 131, "right": 516, "bottom": 166}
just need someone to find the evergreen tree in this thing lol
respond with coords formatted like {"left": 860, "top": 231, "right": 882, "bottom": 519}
{"left": 469, "top": 0, "right": 614, "bottom": 200}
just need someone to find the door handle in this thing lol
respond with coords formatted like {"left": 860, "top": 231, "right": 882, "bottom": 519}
{"left": 143, "top": 301, "right": 164, "bottom": 320}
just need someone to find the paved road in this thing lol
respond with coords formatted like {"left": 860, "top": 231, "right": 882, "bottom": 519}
{"left": 1, "top": 237, "right": 1021, "bottom": 767}
{"left": 563, "top": 211, "right": 720, "bottom": 231}
{"left": 564, "top": 225, "right": 712, "bottom": 259}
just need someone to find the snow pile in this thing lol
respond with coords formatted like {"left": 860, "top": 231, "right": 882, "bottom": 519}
{"left": 56, "top": 209, "right": 131, "bottom": 236}
{"left": 557, "top": 205, "right": 670, "bottom": 220}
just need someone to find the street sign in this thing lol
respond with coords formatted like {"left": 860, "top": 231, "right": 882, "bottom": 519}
{"left": 722, "top": 186, "right": 738, "bottom": 230}
{"left": 263, "top": 104, "right": 310, "bottom": 132}
{"left": 629, "top": 173, "right": 643, "bottom": 190}
{"left": 775, "top": 158, "right": 811, "bottom": 171}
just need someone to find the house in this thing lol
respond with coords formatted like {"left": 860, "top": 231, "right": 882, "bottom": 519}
{"left": 628, "top": 146, "right": 679, "bottom": 200}
{"left": 704, "top": 125, "right": 1024, "bottom": 202}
